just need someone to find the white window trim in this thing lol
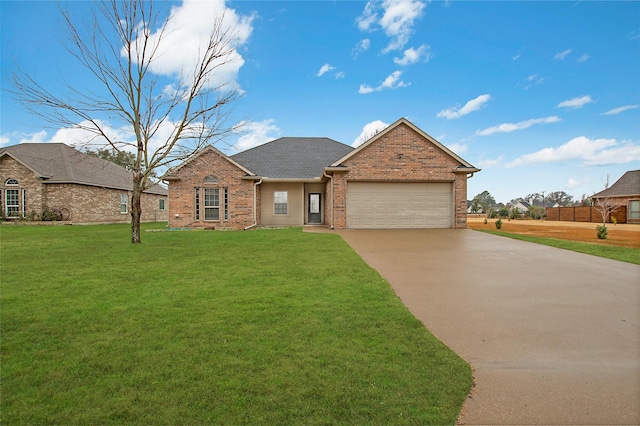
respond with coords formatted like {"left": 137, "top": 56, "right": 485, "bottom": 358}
{"left": 274, "top": 191, "right": 288, "bottom": 215}
{"left": 120, "top": 194, "right": 128, "bottom": 214}
{"left": 204, "top": 187, "right": 220, "bottom": 221}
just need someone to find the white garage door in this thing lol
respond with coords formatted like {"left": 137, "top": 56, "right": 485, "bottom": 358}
{"left": 346, "top": 182, "right": 453, "bottom": 229}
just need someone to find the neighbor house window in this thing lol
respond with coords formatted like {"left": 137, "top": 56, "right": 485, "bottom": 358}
{"left": 159, "top": 198, "right": 166, "bottom": 211}
{"left": 223, "top": 187, "right": 229, "bottom": 221}
{"left": 195, "top": 188, "right": 200, "bottom": 220}
{"left": 204, "top": 188, "right": 220, "bottom": 221}
{"left": 5, "top": 189, "right": 19, "bottom": 217}
{"left": 630, "top": 200, "right": 640, "bottom": 220}
{"left": 5, "top": 178, "right": 18, "bottom": 186}
{"left": 120, "top": 194, "right": 128, "bottom": 213}
{"left": 274, "top": 191, "right": 288, "bottom": 215}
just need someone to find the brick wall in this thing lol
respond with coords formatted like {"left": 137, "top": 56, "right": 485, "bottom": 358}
{"left": 167, "top": 148, "right": 255, "bottom": 229}
{"left": 1, "top": 156, "right": 167, "bottom": 223}
{"left": 331, "top": 122, "right": 470, "bottom": 229}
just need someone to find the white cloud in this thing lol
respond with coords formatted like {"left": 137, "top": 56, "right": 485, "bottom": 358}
{"left": 577, "top": 53, "right": 589, "bottom": 63}
{"left": 602, "top": 105, "right": 640, "bottom": 115}
{"left": 129, "top": 0, "right": 254, "bottom": 91}
{"left": 566, "top": 177, "right": 584, "bottom": 189}
{"left": 316, "top": 64, "right": 335, "bottom": 77}
{"left": 0, "top": 135, "right": 10, "bottom": 147}
{"left": 232, "top": 119, "right": 280, "bottom": 152}
{"left": 477, "top": 156, "right": 503, "bottom": 169}
{"left": 393, "top": 44, "right": 432, "bottom": 65}
{"left": 583, "top": 142, "right": 640, "bottom": 166}
{"left": 437, "top": 94, "right": 491, "bottom": 120}
{"left": 352, "top": 38, "right": 371, "bottom": 57}
{"left": 521, "top": 74, "right": 544, "bottom": 90}
{"left": 444, "top": 142, "right": 467, "bottom": 154}
{"left": 335, "top": 71, "right": 346, "bottom": 79}
{"left": 359, "top": 70, "right": 410, "bottom": 94}
{"left": 353, "top": 120, "right": 390, "bottom": 147}
{"left": 557, "top": 95, "right": 593, "bottom": 109}
{"left": 505, "top": 136, "right": 636, "bottom": 167}
{"left": 553, "top": 49, "right": 571, "bottom": 60}
{"left": 356, "top": 0, "right": 427, "bottom": 53}
{"left": 476, "top": 116, "right": 561, "bottom": 136}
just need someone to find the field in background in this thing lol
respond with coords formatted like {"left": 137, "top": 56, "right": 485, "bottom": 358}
{"left": 468, "top": 217, "right": 640, "bottom": 249}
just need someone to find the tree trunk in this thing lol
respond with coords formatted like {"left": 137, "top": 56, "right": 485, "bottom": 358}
{"left": 131, "top": 171, "right": 143, "bottom": 244}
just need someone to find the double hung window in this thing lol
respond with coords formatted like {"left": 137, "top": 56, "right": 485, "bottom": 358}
{"left": 204, "top": 188, "right": 220, "bottom": 221}
{"left": 630, "top": 200, "right": 640, "bottom": 220}
{"left": 274, "top": 191, "right": 288, "bottom": 215}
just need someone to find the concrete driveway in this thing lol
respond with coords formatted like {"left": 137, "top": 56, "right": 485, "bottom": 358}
{"left": 338, "top": 229, "right": 640, "bottom": 425}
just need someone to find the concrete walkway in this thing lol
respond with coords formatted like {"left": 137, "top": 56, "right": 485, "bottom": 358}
{"left": 338, "top": 229, "right": 640, "bottom": 425}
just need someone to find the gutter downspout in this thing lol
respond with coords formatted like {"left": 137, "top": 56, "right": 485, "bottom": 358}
{"left": 244, "top": 178, "right": 262, "bottom": 230}
{"left": 323, "top": 171, "right": 334, "bottom": 229}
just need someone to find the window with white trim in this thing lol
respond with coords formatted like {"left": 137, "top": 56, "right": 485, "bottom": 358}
{"left": 274, "top": 191, "right": 288, "bottom": 215}
{"left": 120, "top": 194, "right": 128, "bottom": 213}
{"left": 204, "top": 187, "right": 220, "bottom": 221}
{"left": 5, "top": 189, "right": 19, "bottom": 217}
{"left": 630, "top": 200, "right": 640, "bottom": 220}
{"left": 5, "top": 178, "right": 18, "bottom": 186}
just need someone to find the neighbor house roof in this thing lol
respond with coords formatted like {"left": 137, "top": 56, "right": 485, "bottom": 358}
{"left": 592, "top": 170, "right": 640, "bottom": 198}
{"left": 0, "top": 143, "right": 167, "bottom": 195}
{"left": 231, "top": 137, "right": 354, "bottom": 179}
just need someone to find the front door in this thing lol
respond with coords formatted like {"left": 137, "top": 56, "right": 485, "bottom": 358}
{"left": 308, "top": 193, "right": 321, "bottom": 224}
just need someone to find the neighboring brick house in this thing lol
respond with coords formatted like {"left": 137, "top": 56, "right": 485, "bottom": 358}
{"left": 163, "top": 118, "right": 480, "bottom": 230}
{"left": 591, "top": 169, "right": 640, "bottom": 224}
{"left": 0, "top": 143, "right": 168, "bottom": 223}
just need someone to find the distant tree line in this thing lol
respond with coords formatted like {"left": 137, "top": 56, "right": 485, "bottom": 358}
{"left": 468, "top": 190, "right": 594, "bottom": 219}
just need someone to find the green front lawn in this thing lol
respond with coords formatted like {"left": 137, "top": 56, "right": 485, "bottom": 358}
{"left": 1, "top": 224, "right": 470, "bottom": 425}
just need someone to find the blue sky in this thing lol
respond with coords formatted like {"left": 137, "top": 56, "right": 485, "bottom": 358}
{"left": 1, "top": 0, "right": 639, "bottom": 203}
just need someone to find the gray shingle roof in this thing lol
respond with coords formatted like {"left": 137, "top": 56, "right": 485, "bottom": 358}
{"left": 592, "top": 170, "right": 640, "bottom": 198}
{"left": 0, "top": 143, "right": 167, "bottom": 195}
{"left": 231, "top": 137, "right": 353, "bottom": 179}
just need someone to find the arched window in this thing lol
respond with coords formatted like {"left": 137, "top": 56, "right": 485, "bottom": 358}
{"left": 5, "top": 178, "right": 18, "bottom": 186}
{"left": 203, "top": 175, "right": 219, "bottom": 184}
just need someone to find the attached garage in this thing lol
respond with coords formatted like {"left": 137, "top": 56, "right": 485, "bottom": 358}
{"left": 346, "top": 181, "right": 454, "bottom": 229}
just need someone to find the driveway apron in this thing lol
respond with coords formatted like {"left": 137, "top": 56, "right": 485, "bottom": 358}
{"left": 338, "top": 229, "right": 640, "bottom": 425}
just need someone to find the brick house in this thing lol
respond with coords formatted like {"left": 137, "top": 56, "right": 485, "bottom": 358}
{"left": 163, "top": 118, "right": 479, "bottom": 230}
{"left": 591, "top": 169, "right": 640, "bottom": 224}
{"left": 0, "top": 143, "right": 168, "bottom": 223}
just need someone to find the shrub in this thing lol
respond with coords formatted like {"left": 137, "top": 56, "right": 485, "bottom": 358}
{"left": 484, "top": 218, "right": 488, "bottom": 225}
{"left": 495, "top": 218, "right": 503, "bottom": 229}
{"left": 596, "top": 225, "right": 608, "bottom": 240}
{"left": 611, "top": 216, "right": 617, "bottom": 225}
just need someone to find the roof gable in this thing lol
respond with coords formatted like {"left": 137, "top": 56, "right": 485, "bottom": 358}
{"left": 0, "top": 143, "right": 167, "bottom": 195}
{"left": 592, "top": 170, "right": 640, "bottom": 198}
{"left": 231, "top": 137, "right": 353, "bottom": 179}
{"left": 162, "top": 145, "right": 254, "bottom": 179}
{"left": 331, "top": 117, "right": 478, "bottom": 170}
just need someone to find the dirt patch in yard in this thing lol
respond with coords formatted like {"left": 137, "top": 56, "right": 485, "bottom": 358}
{"left": 467, "top": 218, "right": 640, "bottom": 249}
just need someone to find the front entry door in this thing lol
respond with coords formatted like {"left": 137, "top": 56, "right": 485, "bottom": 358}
{"left": 308, "top": 193, "right": 321, "bottom": 224}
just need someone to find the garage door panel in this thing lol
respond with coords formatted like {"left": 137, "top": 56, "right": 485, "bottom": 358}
{"left": 346, "top": 182, "right": 453, "bottom": 229}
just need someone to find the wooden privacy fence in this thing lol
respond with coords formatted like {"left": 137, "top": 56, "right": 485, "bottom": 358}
{"left": 545, "top": 206, "right": 627, "bottom": 224}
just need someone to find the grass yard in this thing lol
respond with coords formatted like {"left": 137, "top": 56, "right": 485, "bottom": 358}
{"left": 0, "top": 223, "right": 471, "bottom": 425}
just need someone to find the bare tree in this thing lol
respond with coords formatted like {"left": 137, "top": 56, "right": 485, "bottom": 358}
{"left": 10, "top": 0, "right": 243, "bottom": 243}
{"left": 593, "top": 175, "right": 623, "bottom": 226}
